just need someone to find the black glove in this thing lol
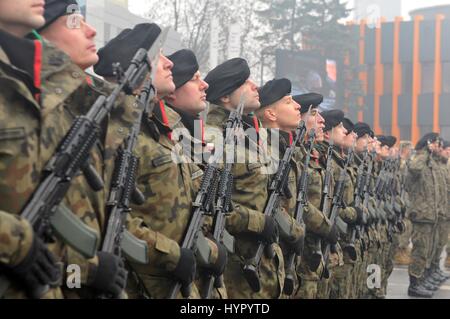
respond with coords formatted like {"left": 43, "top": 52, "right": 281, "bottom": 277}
{"left": 259, "top": 215, "right": 279, "bottom": 244}
{"left": 173, "top": 248, "right": 197, "bottom": 286}
{"left": 8, "top": 235, "right": 60, "bottom": 297}
{"left": 206, "top": 242, "right": 228, "bottom": 277}
{"left": 289, "top": 235, "right": 305, "bottom": 256}
{"left": 88, "top": 252, "right": 128, "bottom": 297}
{"left": 325, "top": 225, "right": 339, "bottom": 245}
{"left": 354, "top": 206, "right": 366, "bottom": 226}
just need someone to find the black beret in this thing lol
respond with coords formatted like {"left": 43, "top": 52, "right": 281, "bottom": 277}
{"left": 39, "top": 0, "right": 79, "bottom": 31}
{"left": 258, "top": 78, "right": 292, "bottom": 108}
{"left": 293, "top": 93, "right": 324, "bottom": 114}
{"left": 94, "top": 23, "right": 161, "bottom": 77}
{"left": 168, "top": 49, "right": 199, "bottom": 89}
{"left": 205, "top": 58, "right": 250, "bottom": 102}
{"left": 342, "top": 118, "right": 354, "bottom": 134}
{"left": 415, "top": 132, "right": 440, "bottom": 151}
{"left": 385, "top": 136, "right": 397, "bottom": 148}
{"left": 353, "top": 122, "right": 374, "bottom": 138}
{"left": 377, "top": 135, "right": 396, "bottom": 148}
{"left": 322, "top": 109, "right": 345, "bottom": 132}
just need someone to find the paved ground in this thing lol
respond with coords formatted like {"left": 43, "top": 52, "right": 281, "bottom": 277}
{"left": 386, "top": 266, "right": 450, "bottom": 299}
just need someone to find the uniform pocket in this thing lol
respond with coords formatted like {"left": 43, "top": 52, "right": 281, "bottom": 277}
{"left": 0, "top": 127, "right": 26, "bottom": 141}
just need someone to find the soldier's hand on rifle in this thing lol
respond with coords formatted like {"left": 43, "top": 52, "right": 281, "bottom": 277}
{"left": 288, "top": 235, "right": 305, "bottom": 256}
{"left": 88, "top": 252, "right": 128, "bottom": 298}
{"left": 7, "top": 234, "right": 61, "bottom": 297}
{"left": 326, "top": 224, "right": 339, "bottom": 245}
{"left": 259, "top": 215, "right": 279, "bottom": 245}
{"left": 172, "top": 248, "right": 197, "bottom": 288}
{"left": 354, "top": 206, "right": 366, "bottom": 226}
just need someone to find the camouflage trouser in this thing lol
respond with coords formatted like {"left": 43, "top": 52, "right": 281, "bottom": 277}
{"left": 381, "top": 234, "right": 397, "bottom": 295}
{"left": 316, "top": 277, "right": 330, "bottom": 299}
{"left": 294, "top": 238, "right": 325, "bottom": 300}
{"left": 357, "top": 247, "right": 371, "bottom": 298}
{"left": 409, "top": 222, "right": 438, "bottom": 279}
{"left": 224, "top": 245, "right": 285, "bottom": 299}
{"left": 368, "top": 224, "right": 387, "bottom": 298}
{"left": 397, "top": 218, "right": 412, "bottom": 250}
{"left": 2, "top": 285, "right": 63, "bottom": 299}
{"left": 329, "top": 263, "right": 353, "bottom": 299}
{"left": 351, "top": 240, "right": 365, "bottom": 299}
{"left": 126, "top": 272, "right": 201, "bottom": 299}
{"left": 447, "top": 231, "right": 450, "bottom": 257}
{"left": 317, "top": 249, "right": 343, "bottom": 299}
{"left": 431, "top": 219, "right": 450, "bottom": 268}
{"left": 296, "top": 279, "right": 318, "bottom": 299}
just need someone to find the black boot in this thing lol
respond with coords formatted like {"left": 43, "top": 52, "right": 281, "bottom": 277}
{"left": 430, "top": 267, "right": 446, "bottom": 284}
{"left": 427, "top": 268, "right": 442, "bottom": 286}
{"left": 437, "top": 268, "right": 450, "bottom": 281}
{"left": 408, "top": 276, "right": 434, "bottom": 298}
{"left": 422, "top": 277, "right": 440, "bottom": 291}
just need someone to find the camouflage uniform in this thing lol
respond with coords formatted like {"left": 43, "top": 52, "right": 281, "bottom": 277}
{"left": 407, "top": 150, "right": 447, "bottom": 280}
{"left": 294, "top": 146, "right": 334, "bottom": 299}
{"left": 126, "top": 101, "right": 206, "bottom": 299}
{"left": 327, "top": 146, "right": 358, "bottom": 299}
{"left": 0, "top": 212, "right": 34, "bottom": 268}
{"left": 430, "top": 156, "right": 449, "bottom": 270}
{"left": 349, "top": 152, "right": 369, "bottom": 299}
{"left": 0, "top": 39, "right": 114, "bottom": 299}
{"left": 167, "top": 104, "right": 228, "bottom": 299}
{"left": 205, "top": 105, "right": 285, "bottom": 299}
{"left": 397, "top": 158, "right": 412, "bottom": 251}
{"left": 261, "top": 129, "right": 305, "bottom": 299}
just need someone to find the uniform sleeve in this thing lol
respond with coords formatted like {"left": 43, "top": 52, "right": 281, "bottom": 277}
{"left": 0, "top": 211, "right": 33, "bottom": 267}
{"left": 225, "top": 204, "right": 266, "bottom": 235}
{"left": 303, "top": 203, "right": 332, "bottom": 237}
{"left": 127, "top": 216, "right": 181, "bottom": 272}
{"left": 408, "top": 152, "right": 429, "bottom": 175}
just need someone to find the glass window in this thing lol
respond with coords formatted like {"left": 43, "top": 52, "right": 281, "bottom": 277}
{"left": 402, "top": 64, "right": 413, "bottom": 94}
{"left": 442, "top": 63, "right": 450, "bottom": 94}
{"left": 383, "top": 64, "right": 393, "bottom": 95}
{"left": 421, "top": 63, "right": 434, "bottom": 94}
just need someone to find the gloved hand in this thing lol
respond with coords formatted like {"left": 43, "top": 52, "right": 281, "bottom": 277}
{"left": 87, "top": 252, "right": 128, "bottom": 297}
{"left": 205, "top": 241, "right": 228, "bottom": 277}
{"left": 259, "top": 215, "right": 279, "bottom": 244}
{"left": 172, "top": 248, "right": 197, "bottom": 286}
{"left": 8, "top": 235, "right": 60, "bottom": 296}
{"left": 325, "top": 225, "right": 339, "bottom": 245}
{"left": 354, "top": 206, "right": 366, "bottom": 226}
{"left": 288, "top": 235, "right": 305, "bottom": 256}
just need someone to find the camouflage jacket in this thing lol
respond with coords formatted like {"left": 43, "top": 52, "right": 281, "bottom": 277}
{"left": 128, "top": 101, "right": 206, "bottom": 292}
{"left": 406, "top": 150, "right": 447, "bottom": 223}
{"left": 0, "top": 211, "right": 33, "bottom": 267}
{"left": 0, "top": 39, "right": 114, "bottom": 298}
{"left": 263, "top": 129, "right": 305, "bottom": 247}
{"left": 319, "top": 142, "right": 357, "bottom": 225}
{"left": 206, "top": 105, "right": 285, "bottom": 298}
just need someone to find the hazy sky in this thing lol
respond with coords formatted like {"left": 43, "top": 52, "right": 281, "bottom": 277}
{"left": 402, "top": 0, "right": 450, "bottom": 16}
{"left": 129, "top": 0, "right": 450, "bottom": 18}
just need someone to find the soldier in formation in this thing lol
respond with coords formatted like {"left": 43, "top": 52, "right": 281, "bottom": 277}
{"left": 0, "top": 0, "right": 449, "bottom": 300}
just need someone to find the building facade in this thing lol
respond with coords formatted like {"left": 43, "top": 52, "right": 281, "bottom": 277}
{"left": 353, "top": 0, "right": 402, "bottom": 23}
{"left": 348, "top": 10, "right": 450, "bottom": 143}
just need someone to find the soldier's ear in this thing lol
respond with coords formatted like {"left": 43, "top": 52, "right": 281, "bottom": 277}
{"left": 265, "top": 107, "right": 277, "bottom": 122}
{"left": 220, "top": 95, "right": 231, "bottom": 104}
